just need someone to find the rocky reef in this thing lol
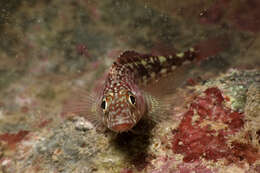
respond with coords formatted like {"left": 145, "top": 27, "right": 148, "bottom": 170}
{"left": 1, "top": 69, "right": 259, "bottom": 173}
{"left": 0, "top": 0, "right": 259, "bottom": 173}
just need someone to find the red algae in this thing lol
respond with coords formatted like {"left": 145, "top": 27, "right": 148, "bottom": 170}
{"left": 186, "top": 78, "right": 197, "bottom": 86}
{"left": 229, "top": 141, "right": 259, "bottom": 164}
{"left": 177, "top": 162, "right": 213, "bottom": 173}
{"left": 0, "top": 130, "right": 29, "bottom": 150}
{"left": 38, "top": 118, "right": 53, "bottom": 128}
{"left": 120, "top": 168, "right": 133, "bottom": 173}
{"left": 172, "top": 87, "right": 258, "bottom": 164}
{"left": 76, "top": 44, "right": 90, "bottom": 58}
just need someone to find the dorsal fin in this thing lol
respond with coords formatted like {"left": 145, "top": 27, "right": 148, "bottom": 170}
{"left": 116, "top": 48, "right": 198, "bottom": 85}
{"left": 116, "top": 50, "right": 149, "bottom": 65}
{"left": 119, "top": 50, "right": 140, "bottom": 58}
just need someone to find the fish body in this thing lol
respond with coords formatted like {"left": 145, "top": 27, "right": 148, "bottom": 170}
{"left": 64, "top": 48, "right": 198, "bottom": 132}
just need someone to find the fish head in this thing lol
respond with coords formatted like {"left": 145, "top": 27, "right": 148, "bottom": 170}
{"left": 100, "top": 86, "right": 146, "bottom": 132}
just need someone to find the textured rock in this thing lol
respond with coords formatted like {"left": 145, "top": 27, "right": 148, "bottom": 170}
{"left": 0, "top": 0, "right": 259, "bottom": 172}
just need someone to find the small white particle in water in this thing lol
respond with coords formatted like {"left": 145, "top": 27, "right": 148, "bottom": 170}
{"left": 158, "top": 56, "right": 166, "bottom": 63}
{"left": 171, "top": 66, "right": 176, "bottom": 70}
{"left": 75, "top": 117, "right": 94, "bottom": 130}
{"left": 160, "top": 68, "right": 167, "bottom": 74}
{"left": 176, "top": 52, "right": 184, "bottom": 58}
{"left": 151, "top": 72, "right": 156, "bottom": 78}
{"left": 2, "top": 159, "right": 11, "bottom": 166}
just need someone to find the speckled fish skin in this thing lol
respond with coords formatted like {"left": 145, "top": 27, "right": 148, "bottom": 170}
{"left": 100, "top": 48, "right": 197, "bottom": 132}
{"left": 63, "top": 48, "right": 198, "bottom": 132}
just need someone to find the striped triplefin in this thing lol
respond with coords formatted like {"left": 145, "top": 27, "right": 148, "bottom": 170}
{"left": 63, "top": 48, "right": 200, "bottom": 132}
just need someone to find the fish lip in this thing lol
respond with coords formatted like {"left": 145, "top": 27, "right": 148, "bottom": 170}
{"left": 109, "top": 118, "right": 134, "bottom": 132}
{"left": 110, "top": 118, "right": 133, "bottom": 126}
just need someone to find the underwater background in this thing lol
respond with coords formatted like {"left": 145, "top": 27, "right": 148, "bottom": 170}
{"left": 0, "top": 0, "right": 259, "bottom": 172}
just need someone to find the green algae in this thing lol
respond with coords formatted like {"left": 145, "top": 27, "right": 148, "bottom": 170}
{"left": 0, "top": 69, "right": 25, "bottom": 91}
{"left": 37, "top": 87, "right": 56, "bottom": 100}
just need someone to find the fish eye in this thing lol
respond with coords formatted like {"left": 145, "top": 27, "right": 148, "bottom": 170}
{"left": 129, "top": 95, "right": 136, "bottom": 105}
{"left": 101, "top": 99, "right": 107, "bottom": 110}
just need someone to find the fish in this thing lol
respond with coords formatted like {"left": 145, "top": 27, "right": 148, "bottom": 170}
{"left": 63, "top": 48, "right": 199, "bottom": 133}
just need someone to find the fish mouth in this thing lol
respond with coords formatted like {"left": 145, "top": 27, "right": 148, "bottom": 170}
{"left": 109, "top": 118, "right": 135, "bottom": 132}
{"left": 110, "top": 123, "right": 134, "bottom": 132}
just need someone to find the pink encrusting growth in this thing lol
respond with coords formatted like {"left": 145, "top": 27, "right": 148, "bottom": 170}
{"left": 63, "top": 48, "right": 199, "bottom": 132}
{"left": 172, "top": 87, "right": 259, "bottom": 164}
